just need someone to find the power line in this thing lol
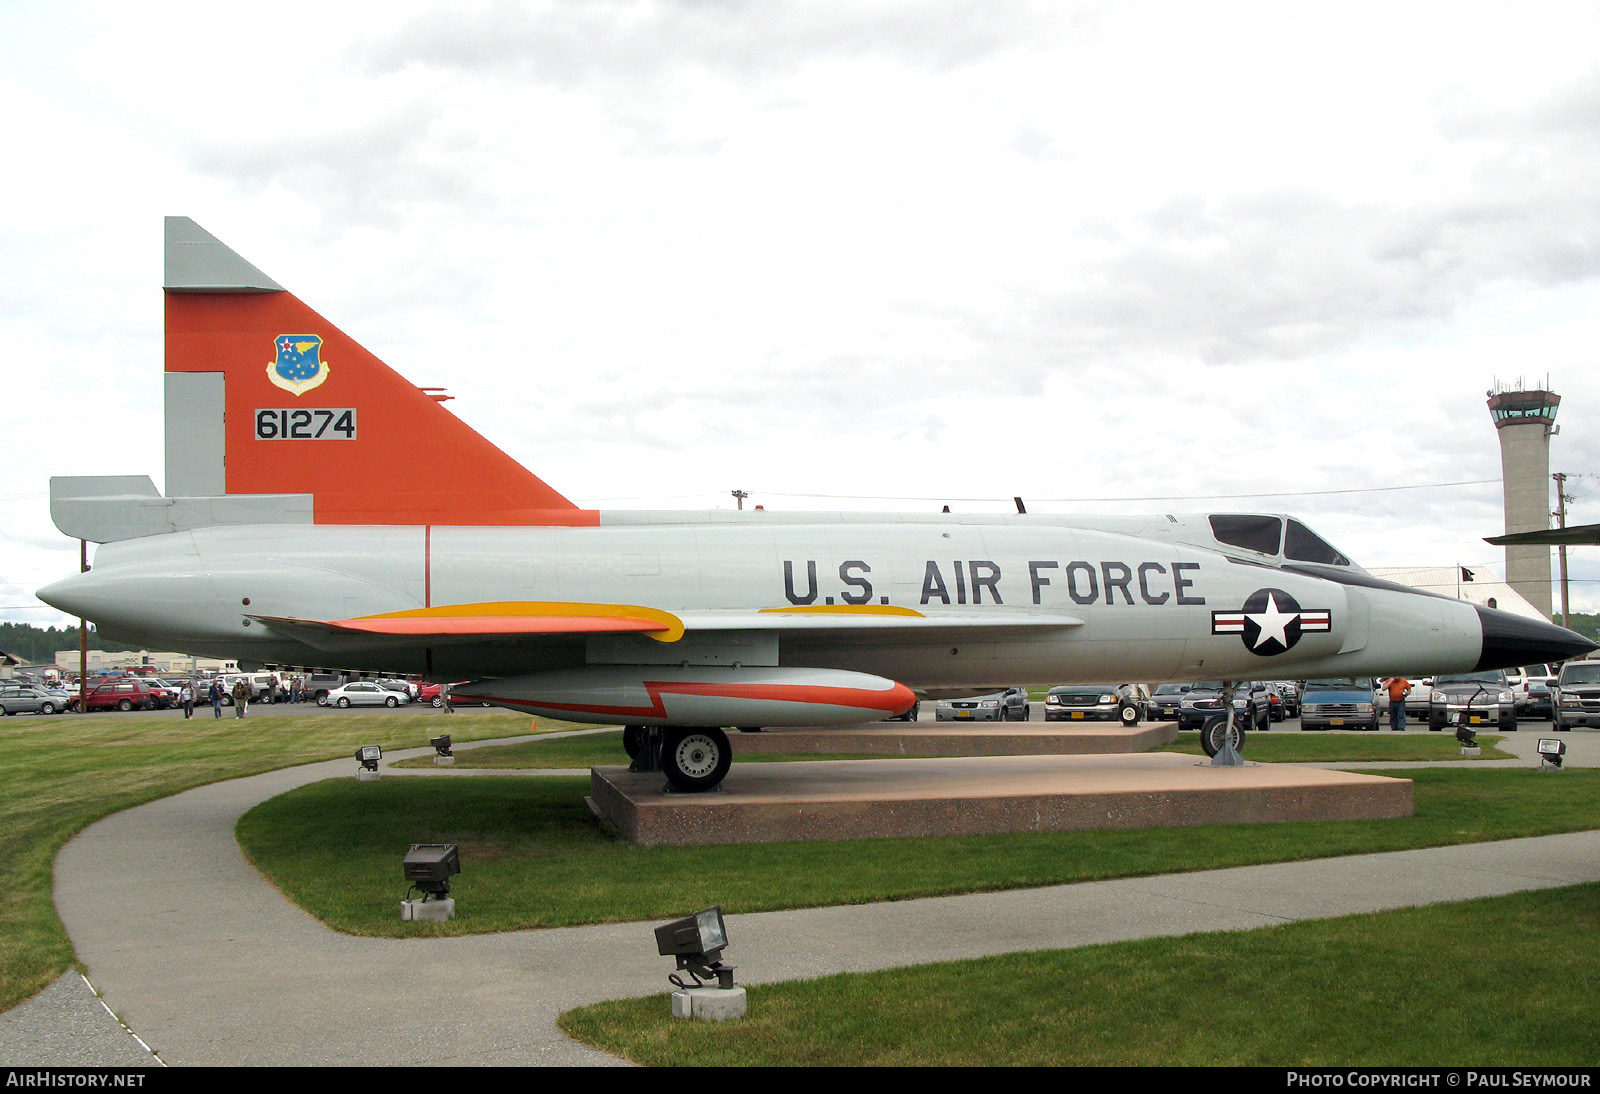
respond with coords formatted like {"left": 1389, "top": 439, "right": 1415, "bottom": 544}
{"left": 746, "top": 479, "right": 1503, "bottom": 504}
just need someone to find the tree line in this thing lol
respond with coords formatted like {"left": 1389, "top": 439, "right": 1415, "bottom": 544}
{"left": 0, "top": 622, "right": 141, "bottom": 665}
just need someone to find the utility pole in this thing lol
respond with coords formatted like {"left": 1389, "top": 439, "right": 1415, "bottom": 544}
{"left": 731, "top": 490, "right": 749, "bottom": 511}
{"left": 78, "top": 539, "right": 88, "bottom": 709}
{"left": 1553, "top": 472, "right": 1572, "bottom": 628}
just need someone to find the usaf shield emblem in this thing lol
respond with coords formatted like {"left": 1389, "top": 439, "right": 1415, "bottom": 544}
{"left": 267, "top": 335, "right": 331, "bottom": 396}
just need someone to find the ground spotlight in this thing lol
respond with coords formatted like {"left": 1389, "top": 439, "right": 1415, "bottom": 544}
{"left": 355, "top": 745, "right": 382, "bottom": 777}
{"left": 430, "top": 734, "right": 453, "bottom": 757}
{"left": 1455, "top": 725, "right": 1478, "bottom": 748}
{"left": 1537, "top": 738, "right": 1567, "bottom": 770}
{"left": 403, "top": 843, "right": 461, "bottom": 899}
{"left": 655, "top": 906, "right": 735, "bottom": 990}
{"left": 400, "top": 843, "right": 461, "bottom": 922}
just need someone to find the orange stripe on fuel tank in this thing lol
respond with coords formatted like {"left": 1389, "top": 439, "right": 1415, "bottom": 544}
{"left": 473, "top": 679, "right": 916, "bottom": 719}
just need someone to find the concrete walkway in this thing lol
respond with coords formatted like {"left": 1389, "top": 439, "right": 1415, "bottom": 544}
{"left": 4, "top": 729, "right": 1597, "bottom": 1066}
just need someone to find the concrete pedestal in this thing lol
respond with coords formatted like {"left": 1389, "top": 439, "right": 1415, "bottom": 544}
{"left": 590, "top": 752, "right": 1413, "bottom": 846}
{"left": 433, "top": 755, "right": 455, "bottom": 766}
{"left": 671, "top": 986, "right": 747, "bottom": 1021}
{"left": 355, "top": 769, "right": 380, "bottom": 782}
{"left": 400, "top": 898, "right": 455, "bottom": 922}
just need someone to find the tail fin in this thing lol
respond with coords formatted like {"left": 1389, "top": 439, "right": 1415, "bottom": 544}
{"left": 163, "top": 217, "right": 594, "bottom": 527}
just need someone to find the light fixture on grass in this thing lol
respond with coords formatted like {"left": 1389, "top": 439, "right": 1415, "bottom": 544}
{"left": 1455, "top": 725, "right": 1478, "bottom": 748}
{"left": 1537, "top": 738, "right": 1566, "bottom": 769}
{"left": 355, "top": 745, "right": 381, "bottom": 772}
{"left": 655, "top": 906, "right": 735, "bottom": 989}
{"left": 403, "top": 843, "right": 461, "bottom": 901}
{"left": 430, "top": 734, "right": 453, "bottom": 757}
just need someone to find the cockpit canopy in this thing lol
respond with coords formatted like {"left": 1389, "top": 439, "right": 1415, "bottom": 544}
{"left": 1206, "top": 514, "right": 1351, "bottom": 566}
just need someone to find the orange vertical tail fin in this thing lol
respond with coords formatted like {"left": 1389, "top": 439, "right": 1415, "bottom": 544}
{"left": 162, "top": 217, "right": 595, "bottom": 527}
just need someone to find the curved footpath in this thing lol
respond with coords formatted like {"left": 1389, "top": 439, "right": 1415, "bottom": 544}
{"left": 4, "top": 732, "right": 1599, "bottom": 1066}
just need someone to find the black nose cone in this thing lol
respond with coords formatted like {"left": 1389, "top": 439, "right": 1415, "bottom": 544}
{"left": 1474, "top": 604, "right": 1598, "bottom": 671}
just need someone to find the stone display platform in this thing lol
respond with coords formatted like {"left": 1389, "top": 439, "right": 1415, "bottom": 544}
{"left": 588, "top": 753, "right": 1413, "bottom": 846}
{"left": 728, "top": 720, "right": 1178, "bottom": 756}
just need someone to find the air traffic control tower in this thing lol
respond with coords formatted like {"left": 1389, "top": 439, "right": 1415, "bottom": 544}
{"left": 1487, "top": 385, "right": 1559, "bottom": 619}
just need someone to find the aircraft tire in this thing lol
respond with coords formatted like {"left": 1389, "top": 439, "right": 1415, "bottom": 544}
{"left": 622, "top": 725, "right": 644, "bottom": 759}
{"left": 1118, "top": 702, "right": 1139, "bottom": 726}
{"left": 662, "top": 727, "right": 731, "bottom": 792}
{"left": 1199, "top": 716, "right": 1245, "bottom": 758}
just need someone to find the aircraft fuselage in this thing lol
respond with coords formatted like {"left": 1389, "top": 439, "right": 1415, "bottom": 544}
{"left": 44, "top": 517, "right": 1494, "bottom": 697}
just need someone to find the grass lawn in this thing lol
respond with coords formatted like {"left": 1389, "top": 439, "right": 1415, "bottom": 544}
{"left": 0, "top": 708, "right": 563, "bottom": 1013}
{"left": 559, "top": 882, "right": 1600, "bottom": 1066}
{"left": 236, "top": 767, "right": 1600, "bottom": 937}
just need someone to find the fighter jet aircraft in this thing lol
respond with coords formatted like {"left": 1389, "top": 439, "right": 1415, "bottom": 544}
{"left": 36, "top": 218, "right": 1595, "bottom": 790}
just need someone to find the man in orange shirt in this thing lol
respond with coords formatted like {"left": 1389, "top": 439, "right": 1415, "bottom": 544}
{"left": 1384, "top": 676, "right": 1412, "bottom": 731}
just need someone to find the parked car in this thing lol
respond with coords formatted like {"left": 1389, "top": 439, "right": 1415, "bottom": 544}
{"left": 218, "top": 673, "right": 281, "bottom": 705}
{"left": 1428, "top": 671, "right": 1516, "bottom": 732}
{"left": 1402, "top": 677, "right": 1434, "bottom": 723}
{"left": 374, "top": 678, "right": 416, "bottom": 699}
{"left": 1552, "top": 661, "right": 1600, "bottom": 730}
{"left": 1507, "top": 663, "right": 1557, "bottom": 719}
{"left": 1270, "top": 682, "right": 1301, "bottom": 718}
{"left": 1178, "top": 682, "right": 1271, "bottom": 732}
{"left": 882, "top": 697, "right": 921, "bottom": 722}
{"left": 936, "top": 687, "right": 1030, "bottom": 722}
{"left": 70, "top": 679, "right": 162, "bottom": 712}
{"left": 1300, "top": 678, "right": 1380, "bottom": 731}
{"left": 1148, "top": 682, "right": 1192, "bottom": 722}
{"left": 302, "top": 674, "right": 348, "bottom": 703}
{"left": 0, "top": 684, "right": 70, "bottom": 716}
{"left": 1044, "top": 684, "right": 1145, "bottom": 724}
{"left": 323, "top": 681, "right": 410, "bottom": 708}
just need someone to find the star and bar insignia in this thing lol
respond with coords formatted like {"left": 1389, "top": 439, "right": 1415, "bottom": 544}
{"left": 1212, "top": 588, "right": 1332, "bottom": 656}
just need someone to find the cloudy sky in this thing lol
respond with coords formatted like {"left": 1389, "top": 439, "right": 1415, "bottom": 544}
{"left": 5, "top": 0, "right": 1600, "bottom": 631}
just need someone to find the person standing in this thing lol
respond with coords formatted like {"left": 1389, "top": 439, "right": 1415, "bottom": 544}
{"left": 179, "top": 682, "right": 195, "bottom": 720}
{"left": 1384, "top": 676, "right": 1411, "bottom": 731}
{"left": 210, "top": 679, "right": 224, "bottom": 718}
{"left": 231, "top": 678, "right": 250, "bottom": 719}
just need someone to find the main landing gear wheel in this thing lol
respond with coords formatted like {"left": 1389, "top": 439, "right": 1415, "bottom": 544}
{"left": 622, "top": 724, "right": 645, "bottom": 759}
{"left": 1199, "top": 716, "right": 1246, "bottom": 758}
{"left": 662, "top": 726, "right": 732, "bottom": 792}
{"left": 1119, "top": 702, "right": 1140, "bottom": 726}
